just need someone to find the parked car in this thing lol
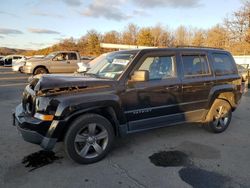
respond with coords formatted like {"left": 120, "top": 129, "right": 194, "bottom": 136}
{"left": 237, "top": 64, "right": 249, "bottom": 93}
{"left": 2, "top": 55, "right": 25, "bottom": 66}
{"left": 81, "top": 56, "right": 95, "bottom": 61}
{"left": 77, "top": 53, "right": 107, "bottom": 73}
{"left": 12, "top": 56, "right": 30, "bottom": 72}
{"left": 0, "top": 56, "right": 5, "bottom": 65}
{"left": 77, "top": 62, "right": 90, "bottom": 73}
{"left": 12, "top": 56, "right": 44, "bottom": 72}
{"left": 13, "top": 47, "right": 243, "bottom": 164}
{"left": 237, "top": 64, "right": 249, "bottom": 82}
{"left": 22, "top": 51, "right": 81, "bottom": 75}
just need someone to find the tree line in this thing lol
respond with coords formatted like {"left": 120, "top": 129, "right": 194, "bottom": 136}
{"left": 25, "top": 1, "right": 250, "bottom": 56}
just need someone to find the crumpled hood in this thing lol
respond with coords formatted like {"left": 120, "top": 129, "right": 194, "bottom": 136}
{"left": 30, "top": 74, "right": 116, "bottom": 94}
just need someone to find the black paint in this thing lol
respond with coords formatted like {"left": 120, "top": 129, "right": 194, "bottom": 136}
{"left": 149, "top": 150, "right": 191, "bottom": 167}
{"left": 22, "top": 150, "right": 62, "bottom": 171}
{"left": 179, "top": 167, "right": 231, "bottom": 188}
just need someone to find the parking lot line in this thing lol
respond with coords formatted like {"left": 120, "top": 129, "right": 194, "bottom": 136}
{"left": 0, "top": 76, "right": 28, "bottom": 80}
{"left": 0, "top": 83, "right": 27, "bottom": 87}
{"left": 0, "top": 72, "right": 17, "bottom": 74}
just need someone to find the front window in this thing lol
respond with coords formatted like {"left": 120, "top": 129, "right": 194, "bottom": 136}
{"left": 54, "top": 53, "right": 67, "bottom": 61}
{"left": 44, "top": 52, "right": 57, "bottom": 60}
{"left": 137, "top": 56, "right": 176, "bottom": 80}
{"left": 86, "top": 51, "right": 137, "bottom": 80}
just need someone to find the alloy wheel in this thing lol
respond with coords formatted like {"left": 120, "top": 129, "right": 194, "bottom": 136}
{"left": 74, "top": 123, "right": 109, "bottom": 159}
{"left": 212, "top": 106, "right": 229, "bottom": 129}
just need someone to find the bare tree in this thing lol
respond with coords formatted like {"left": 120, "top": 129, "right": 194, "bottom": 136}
{"left": 151, "top": 24, "right": 173, "bottom": 47}
{"left": 137, "top": 27, "right": 154, "bottom": 46}
{"left": 121, "top": 23, "right": 139, "bottom": 45}
{"left": 173, "top": 26, "right": 195, "bottom": 46}
{"left": 205, "top": 25, "right": 228, "bottom": 48}
{"left": 102, "top": 31, "right": 121, "bottom": 44}
{"left": 224, "top": 1, "right": 250, "bottom": 43}
{"left": 192, "top": 29, "right": 206, "bottom": 46}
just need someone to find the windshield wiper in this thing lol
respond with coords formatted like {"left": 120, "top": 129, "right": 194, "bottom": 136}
{"left": 84, "top": 73, "right": 112, "bottom": 80}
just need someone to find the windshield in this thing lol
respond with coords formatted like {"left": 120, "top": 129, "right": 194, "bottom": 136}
{"left": 44, "top": 52, "right": 57, "bottom": 60}
{"left": 86, "top": 51, "right": 137, "bottom": 80}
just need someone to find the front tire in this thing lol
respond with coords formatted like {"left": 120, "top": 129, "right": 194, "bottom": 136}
{"left": 204, "top": 99, "right": 232, "bottom": 133}
{"left": 64, "top": 114, "right": 115, "bottom": 164}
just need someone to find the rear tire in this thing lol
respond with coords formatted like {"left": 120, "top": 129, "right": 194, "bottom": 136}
{"left": 64, "top": 114, "right": 115, "bottom": 164}
{"left": 204, "top": 99, "right": 232, "bottom": 133}
{"left": 33, "top": 67, "right": 48, "bottom": 75}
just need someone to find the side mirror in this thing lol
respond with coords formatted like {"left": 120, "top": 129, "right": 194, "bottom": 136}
{"left": 130, "top": 70, "right": 149, "bottom": 82}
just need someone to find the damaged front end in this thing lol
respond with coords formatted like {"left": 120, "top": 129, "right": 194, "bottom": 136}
{"left": 12, "top": 74, "right": 86, "bottom": 150}
{"left": 13, "top": 73, "right": 115, "bottom": 150}
{"left": 13, "top": 82, "right": 65, "bottom": 150}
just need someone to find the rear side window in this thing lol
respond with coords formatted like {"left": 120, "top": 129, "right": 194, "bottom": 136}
{"left": 182, "top": 55, "right": 210, "bottom": 76}
{"left": 212, "top": 53, "right": 237, "bottom": 75}
{"left": 67, "top": 53, "right": 77, "bottom": 60}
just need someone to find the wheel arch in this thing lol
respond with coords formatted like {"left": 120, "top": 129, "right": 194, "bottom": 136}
{"left": 208, "top": 85, "right": 238, "bottom": 111}
{"left": 59, "top": 106, "right": 121, "bottom": 141}
{"left": 33, "top": 65, "right": 49, "bottom": 75}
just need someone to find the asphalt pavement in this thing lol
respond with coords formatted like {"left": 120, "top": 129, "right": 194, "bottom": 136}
{"left": 0, "top": 66, "right": 250, "bottom": 188}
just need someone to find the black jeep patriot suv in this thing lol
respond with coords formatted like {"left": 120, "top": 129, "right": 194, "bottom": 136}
{"left": 13, "top": 48, "right": 242, "bottom": 164}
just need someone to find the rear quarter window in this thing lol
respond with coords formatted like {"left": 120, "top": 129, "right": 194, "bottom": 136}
{"left": 212, "top": 53, "right": 237, "bottom": 75}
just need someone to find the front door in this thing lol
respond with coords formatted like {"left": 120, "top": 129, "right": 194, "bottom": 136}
{"left": 50, "top": 53, "right": 70, "bottom": 73}
{"left": 121, "top": 53, "right": 183, "bottom": 132}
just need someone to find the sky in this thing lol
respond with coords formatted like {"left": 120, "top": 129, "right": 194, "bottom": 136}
{"left": 0, "top": 0, "right": 244, "bottom": 50}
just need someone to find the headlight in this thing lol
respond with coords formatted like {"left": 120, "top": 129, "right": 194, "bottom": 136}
{"left": 35, "top": 97, "right": 59, "bottom": 118}
{"left": 34, "top": 113, "right": 54, "bottom": 121}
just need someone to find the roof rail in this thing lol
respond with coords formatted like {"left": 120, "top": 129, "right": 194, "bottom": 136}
{"left": 176, "top": 45, "right": 224, "bottom": 50}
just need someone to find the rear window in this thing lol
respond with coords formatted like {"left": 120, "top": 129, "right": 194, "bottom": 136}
{"left": 212, "top": 53, "right": 237, "bottom": 75}
{"left": 182, "top": 55, "right": 210, "bottom": 76}
{"left": 67, "top": 53, "right": 77, "bottom": 60}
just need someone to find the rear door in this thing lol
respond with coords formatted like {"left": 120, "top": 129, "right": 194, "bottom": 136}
{"left": 180, "top": 52, "right": 215, "bottom": 122}
{"left": 66, "top": 52, "right": 78, "bottom": 72}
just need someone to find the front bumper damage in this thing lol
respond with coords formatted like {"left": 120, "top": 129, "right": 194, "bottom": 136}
{"left": 13, "top": 104, "right": 65, "bottom": 150}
